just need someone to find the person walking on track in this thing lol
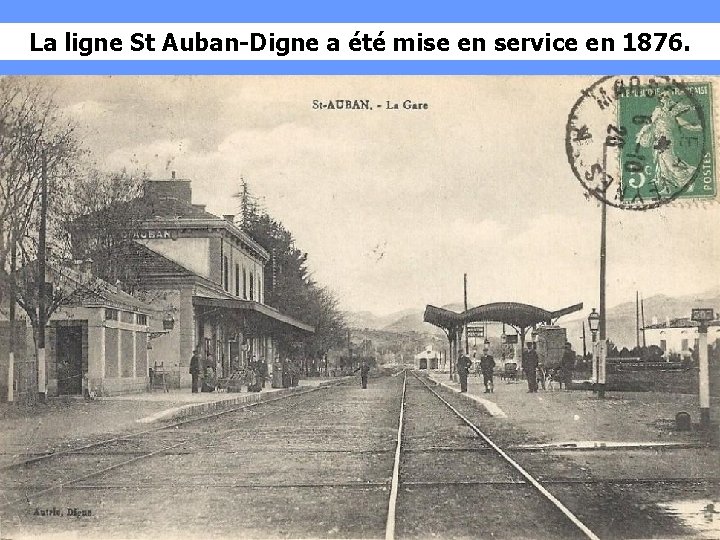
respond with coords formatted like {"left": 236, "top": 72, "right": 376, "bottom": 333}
{"left": 189, "top": 349, "right": 201, "bottom": 393}
{"left": 479, "top": 347, "right": 496, "bottom": 393}
{"left": 522, "top": 342, "right": 539, "bottom": 393}
{"left": 457, "top": 354, "right": 472, "bottom": 392}
{"left": 355, "top": 361, "right": 371, "bottom": 389}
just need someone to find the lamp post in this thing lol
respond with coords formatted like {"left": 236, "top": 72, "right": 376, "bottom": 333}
{"left": 588, "top": 308, "right": 600, "bottom": 394}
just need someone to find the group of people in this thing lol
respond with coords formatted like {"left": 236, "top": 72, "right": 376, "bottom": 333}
{"left": 455, "top": 341, "right": 576, "bottom": 394}
{"left": 189, "top": 349, "right": 268, "bottom": 393}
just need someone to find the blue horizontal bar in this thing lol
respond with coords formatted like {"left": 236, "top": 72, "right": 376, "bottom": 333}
{"left": 1, "top": 0, "right": 718, "bottom": 23}
{"left": 2, "top": 60, "right": 720, "bottom": 75}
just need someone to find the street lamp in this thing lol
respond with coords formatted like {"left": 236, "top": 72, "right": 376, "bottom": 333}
{"left": 587, "top": 309, "right": 600, "bottom": 342}
{"left": 587, "top": 308, "right": 603, "bottom": 396}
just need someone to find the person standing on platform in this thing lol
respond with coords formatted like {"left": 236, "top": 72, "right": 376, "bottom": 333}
{"left": 457, "top": 354, "right": 472, "bottom": 392}
{"left": 479, "top": 347, "right": 496, "bottom": 393}
{"left": 559, "top": 342, "right": 576, "bottom": 390}
{"left": 189, "top": 349, "right": 201, "bottom": 393}
{"left": 522, "top": 342, "right": 539, "bottom": 393}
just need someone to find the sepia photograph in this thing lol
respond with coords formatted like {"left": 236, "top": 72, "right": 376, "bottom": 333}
{"left": 0, "top": 75, "right": 718, "bottom": 539}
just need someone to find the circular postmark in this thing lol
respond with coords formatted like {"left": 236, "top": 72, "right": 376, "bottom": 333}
{"left": 566, "top": 75, "right": 712, "bottom": 210}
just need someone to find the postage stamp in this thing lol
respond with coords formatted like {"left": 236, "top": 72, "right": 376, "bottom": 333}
{"left": 566, "top": 75, "right": 716, "bottom": 210}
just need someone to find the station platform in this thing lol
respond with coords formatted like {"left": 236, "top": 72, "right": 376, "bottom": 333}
{"left": 0, "top": 377, "right": 350, "bottom": 468}
{"left": 425, "top": 371, "right": 719, "bottom": 446}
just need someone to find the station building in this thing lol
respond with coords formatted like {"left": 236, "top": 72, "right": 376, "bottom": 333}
{"left": 71, "top": 176, "right": 313, "bottom": 389}
{"left": 644, "top": 317, "right": 720, "bottom": 357}
{"left": 0, "top": 264, "right": 152, "bottom": 399}
{"left": 414, "top": 346, "right": 440, "bottom": 370}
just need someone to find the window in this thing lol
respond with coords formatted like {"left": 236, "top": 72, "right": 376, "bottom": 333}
{"left": 243, "top": 267, "right": 247, "bottom": 299}
{"left": 105, "top": 308, "right": 118, "bottom": 321}
{"left": 121, "top": 311, "right": 135, "bottom": 323}
{"left": 249, "top": 271, "right": 254, "bottom": 300}
{"left": 222, "top": 255, "right": 229, "bottom": 291}
{"left": 136, "top": 314, "right": 148, "bottom": 326}
{"left": 235, "top": 263, "right": 240, "bottom": 296}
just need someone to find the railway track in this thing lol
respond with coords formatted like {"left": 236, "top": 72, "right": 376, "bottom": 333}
{"left": 2, "top": 372, "right": 709, "bottom": 539}
{"left": 0, "top": 385, "right": 329, "bottom": 510}
{"left": 0, "top": 383, "right": 339, "bottom": 473}
{"left": 386, "top": 371, "right": 601, "bottom": 539}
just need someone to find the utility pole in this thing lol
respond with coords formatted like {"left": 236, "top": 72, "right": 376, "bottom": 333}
{"left": 463, "top": 273, "right": 469, "bottom": 355}
{"left": 582, "top": 322, "right": 587, "bottom": 361}
{"left": 37, "top": 150, "right": 48, "bottom": 402}
{"left": 598, "top": 186, "right": 608, "bottom": 399}
{"left": 635, "top": 291, "right": 640, "bottom": 350}
{"left": 640, "top": 295, "right": 647, "bottom": 348}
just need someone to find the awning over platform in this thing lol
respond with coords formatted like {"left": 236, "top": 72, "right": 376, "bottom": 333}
{"left": 192, "top": 296, "right": 314, "bottom": 334}
{"left": 424, "top": 301, "right": 583, "bottom": 331}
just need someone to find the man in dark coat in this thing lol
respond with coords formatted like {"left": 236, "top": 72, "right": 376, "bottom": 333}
{"left": 189, "top": 349, "right": 201, "bottom": 393}
{"left": 457, "top": 354, "right": 472, "bottom": 392}
{"left": 522, "top": 342, "right": 539, "bottom": 393}
{"left": 479, "top": 347, "right": 496, "bottom": 393}
{"left": 559, "top": 342, "right": 576, "bottom": 390}
{"left": 355, "top": 361, "right": 371, "bottom": 389}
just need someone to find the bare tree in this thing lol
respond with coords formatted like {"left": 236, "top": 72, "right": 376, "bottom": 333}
{"left": 0, "top": 77, "right": 79, "bottom": 402}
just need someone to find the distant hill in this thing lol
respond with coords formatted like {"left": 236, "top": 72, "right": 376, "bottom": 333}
{"left": 562, "top": 288, "right": 720, "bottom": 349}
{"left": 344, "top": 287, "right": 720, "bottom": 347}
{"left": 343, "top": 308, "right": 419, "bottom": 331}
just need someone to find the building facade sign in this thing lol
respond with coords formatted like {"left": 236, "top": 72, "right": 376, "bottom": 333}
{"left": 132, "top": 229, "right": 178, "bottom": 240}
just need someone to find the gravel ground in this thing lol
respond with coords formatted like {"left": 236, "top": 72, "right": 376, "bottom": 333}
{"left": 1, "top": 375, "right": 401, "bottom": 539}
{"left": 1, "top": 372, "right": 716, "bottom": 539}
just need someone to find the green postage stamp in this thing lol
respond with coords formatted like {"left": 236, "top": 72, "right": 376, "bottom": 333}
{"left": 618, "top": 82, "right": 715, "bottom": 203}
{"left": 566, "top": 76, "right": 717, "bottom": 210}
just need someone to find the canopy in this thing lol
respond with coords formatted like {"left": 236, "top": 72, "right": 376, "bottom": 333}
{"left": 424, "top": 301, "right": 583, "bottom": 331}
{"left": 192, "top": 296, "right": 314, "bottom": 334}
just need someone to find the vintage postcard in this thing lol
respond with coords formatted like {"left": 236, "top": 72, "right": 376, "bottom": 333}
{"left": 0, "top": 75, "right": 718, "bottom": 539}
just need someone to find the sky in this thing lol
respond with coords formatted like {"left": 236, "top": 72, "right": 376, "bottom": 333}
{"left": 43, "top": 75, "right": 720, "bottom": 316}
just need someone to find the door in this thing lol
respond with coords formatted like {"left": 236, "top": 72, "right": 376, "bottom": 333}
{"left": 57, "top": 326, "right": 83, "bottom": 395}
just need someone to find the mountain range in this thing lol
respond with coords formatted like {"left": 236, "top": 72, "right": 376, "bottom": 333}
{"left": 345, "top": 287, "right": 720, "bottom": 348}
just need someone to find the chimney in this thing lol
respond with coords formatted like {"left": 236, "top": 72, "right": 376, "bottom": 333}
{"left": 143, "top": 177, "right": 192, "bottom": 204}
{"left": 223, "top": 214, "right": 235, "bottom": 223}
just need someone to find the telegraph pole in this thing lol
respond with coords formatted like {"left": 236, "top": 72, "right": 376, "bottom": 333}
{"left": 597, "top": 183, "right": 608, "bottom": 399}
{"left": 37, "top": 150, "right": 48, "bottom": 402}
{"left": 636, "top": 291, "right": 640, "bottom": 350}
{"left": 463, "top": 273, "right": 469, "bottom": 355}
{"left": 641, "top": 295, "right": 647, "bottom": 348}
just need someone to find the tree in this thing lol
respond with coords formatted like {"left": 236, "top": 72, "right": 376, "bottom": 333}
{"left": 238, "top": 181, "right": 347, "bottom": 364}
{"left": 0, "top": 78, "right": 80, "bottom": 402}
